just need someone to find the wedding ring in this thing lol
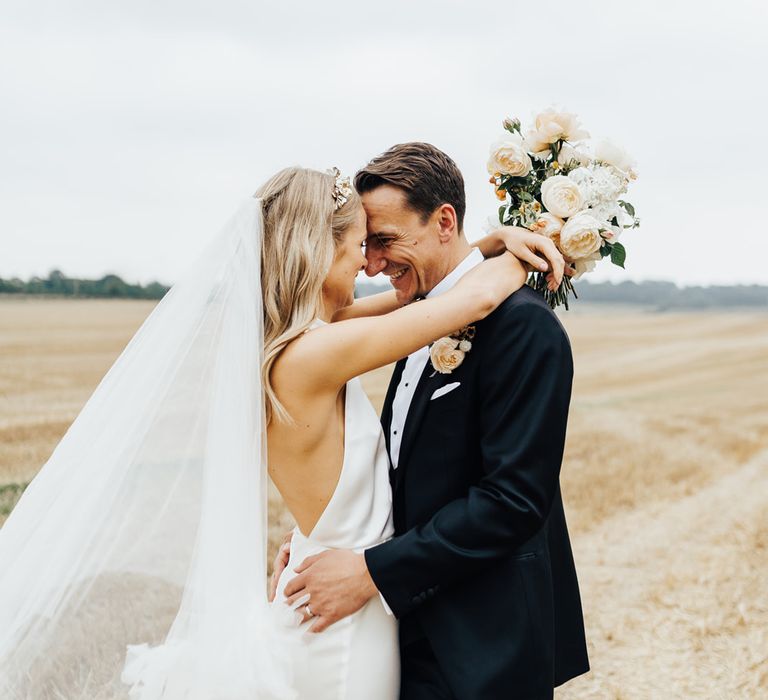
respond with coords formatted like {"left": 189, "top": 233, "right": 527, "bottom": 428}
{"left": 305, "top": 604, "right": 313, "bottom": 618}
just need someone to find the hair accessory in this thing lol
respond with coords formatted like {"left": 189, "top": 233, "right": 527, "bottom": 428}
{"left": 328, "top": 167, "right": 354, "bottom": 210}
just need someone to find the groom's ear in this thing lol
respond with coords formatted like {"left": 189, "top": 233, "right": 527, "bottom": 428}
{"left": 434, "top": 203, "right": 459, "bottom": 243}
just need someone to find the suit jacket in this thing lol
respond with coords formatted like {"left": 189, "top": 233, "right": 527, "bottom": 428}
{"left": 365, "top": 286, "right": 589, "bottom": 699}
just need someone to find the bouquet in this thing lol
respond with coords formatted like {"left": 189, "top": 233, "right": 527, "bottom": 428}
{"left": 487, "top": 109, "right": 639, "bottom": 309}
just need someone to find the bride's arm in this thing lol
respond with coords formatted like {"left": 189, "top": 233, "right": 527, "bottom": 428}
{"left": 331, "top": 290, "right": 402, "bottom": 322}
{"left": 332, "top": 228, "right": 564, "bottom": 323}
{"left": 276, "top": 253, "right": 526, "bottom": 393}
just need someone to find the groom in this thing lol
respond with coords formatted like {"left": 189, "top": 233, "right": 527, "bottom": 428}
{"left": 284, "top": 143, "right": 589, "bottom": 698}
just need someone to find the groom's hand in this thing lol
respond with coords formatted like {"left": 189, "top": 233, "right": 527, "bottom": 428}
{"left": 283, "top": 550, "right": 378, "bottom": 633}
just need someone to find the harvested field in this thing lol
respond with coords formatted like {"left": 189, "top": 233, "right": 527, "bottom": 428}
{"left": 1, "top": 297, "right": 766, "bottom": 698}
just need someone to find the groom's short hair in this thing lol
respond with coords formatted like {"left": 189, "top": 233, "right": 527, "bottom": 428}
{"left": 354, "top": 143, "right": 466, "bottom": 232}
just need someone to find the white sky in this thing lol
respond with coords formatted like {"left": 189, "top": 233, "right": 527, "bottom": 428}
{"left": 1, "top": 0, "right": 766, "bottom": 287}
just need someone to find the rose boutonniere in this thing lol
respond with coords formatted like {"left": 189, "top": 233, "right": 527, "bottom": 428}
{"left": 429, "top": 325, "right": 476, "bottom": 375}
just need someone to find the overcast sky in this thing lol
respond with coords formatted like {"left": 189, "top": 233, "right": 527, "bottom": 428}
{"left": 1, "top": 0, "right": 766, "bottom": 287}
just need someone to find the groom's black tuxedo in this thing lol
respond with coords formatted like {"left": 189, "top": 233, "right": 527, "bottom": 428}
{"left": 365, "top": 286, "right": 589, "bottom": 699}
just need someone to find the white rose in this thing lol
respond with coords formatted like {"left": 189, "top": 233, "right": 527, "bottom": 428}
{"left": 481, "top": 214, "right": 503, "bottom": 235}
{"left": 558, "top": 144, "right": 591, "bottom": 168}
{"left": 487, "top": 135, "right": 532, "bottom": 177}
{"left": 601, "top": 223, "right": 622, "bottom": 244}
{"left": 559, "top": 211, "right": 604, "bottom": 260}
{"left": 594, "top": 139, "right": 635, "bottom": 174}
{"left": 530, "top": 213, "right": 564, "bottom": 247}
{"left": 429, "top": 337, "right": 465, "bottom": 374}
{"left": 540, "top": 175, "right": 584, "bottom": 219}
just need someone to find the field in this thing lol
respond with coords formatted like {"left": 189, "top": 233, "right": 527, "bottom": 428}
{"left": 1, "top": 297, "right": 767, "bottom": 698}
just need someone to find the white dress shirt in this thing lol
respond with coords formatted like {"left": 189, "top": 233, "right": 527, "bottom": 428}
{"left": 388, "top": 248, "right": 484, "bottom": 469}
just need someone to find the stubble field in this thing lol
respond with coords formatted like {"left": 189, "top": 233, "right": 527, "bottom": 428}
{"left": 1, "top": 297, "right": 767, "bottom": 698}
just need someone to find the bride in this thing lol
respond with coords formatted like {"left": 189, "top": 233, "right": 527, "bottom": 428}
{"left": 0, "top": 166, "right": 561, "bottom": 699}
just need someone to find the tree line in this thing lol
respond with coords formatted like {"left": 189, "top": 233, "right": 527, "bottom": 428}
{"left": 570, "top": 279, "right": 768, "bottom": 309}
{"left": 2, "top": 271, "right": 766, "bottom": 309}
{"left": 0, "top": 270, "right": 169, "bottom": 299}
{"left": 355, "top": 279, "right": 768, "bottom": 310}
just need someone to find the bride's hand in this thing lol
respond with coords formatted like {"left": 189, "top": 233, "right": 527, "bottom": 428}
{"left": 268, "top": 530, "right": 293, "bottom": 602}
{"left": 475, "top": 226, "right": 564, "bottom": 291}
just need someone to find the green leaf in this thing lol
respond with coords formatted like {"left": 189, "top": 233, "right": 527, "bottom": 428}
{"left": 618, "top": 200, "right": 636, "bottom": 217}
{"left": 611, "top": 242, "right": 627, "bottom": 268}
{"left": 498, "top": 205, "right": 507, "bottom": 224}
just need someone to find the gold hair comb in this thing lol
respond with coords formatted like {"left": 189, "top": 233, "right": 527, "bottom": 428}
{"left": 328, "top": 167, "right": 354, "bottom": 210}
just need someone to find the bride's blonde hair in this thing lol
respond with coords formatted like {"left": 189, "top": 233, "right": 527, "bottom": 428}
{"left": 257, "top": 167, "right": 361, "bottom": 424}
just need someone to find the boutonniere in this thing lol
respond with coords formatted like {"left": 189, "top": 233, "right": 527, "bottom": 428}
{"left": 429, "top": 325, "right": 476, "bottom": 375}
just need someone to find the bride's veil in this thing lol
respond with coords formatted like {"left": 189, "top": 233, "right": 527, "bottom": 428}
{"left": 0, "top": 198, "right": 296, "bottom": 699}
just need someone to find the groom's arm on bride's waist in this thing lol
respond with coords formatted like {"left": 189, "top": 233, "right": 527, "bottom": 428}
{"left": 365, "top": 298, "right": 573, "bottom": 619}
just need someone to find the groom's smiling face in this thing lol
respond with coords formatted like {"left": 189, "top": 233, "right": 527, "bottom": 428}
{"left": 362, "top": 185, "right": 454, "bottom": 304}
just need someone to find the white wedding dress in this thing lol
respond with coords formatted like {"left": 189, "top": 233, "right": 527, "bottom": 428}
{"left": 0, "top": 200, "right": 399, "bottom": 699}
{"left": 272, "top": 371, "right": 400, "bottom": 700}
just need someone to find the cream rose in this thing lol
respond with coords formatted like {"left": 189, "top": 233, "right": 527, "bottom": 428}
{"left": 523, "top": 130, "right": 553, "bottom": 160}
{"left": 487, "top": 135, "right": 532, "bottom": 177}
{"left": 524, "top": 109, "right": 590, "bottom": 158}
{"left": 571, "top": 257, "right": 597, "bottom": 280}
{"left": 530, "top": 213, "right": 564, "bottom": 248}
{"left": 534, "top": 109, "right": 589, "bottom": 142}
{"left": 540, "top": 175, "right": 584, "bottom": 219}
{"left": 429, "top": 337, "right": 465, "bottom": 374}
{"left": 559, "top": 211, "right": 604, "bottom": 260}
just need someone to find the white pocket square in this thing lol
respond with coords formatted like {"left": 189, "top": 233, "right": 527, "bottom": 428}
{"left": 430, "top": 382, "right": 461, "bottom": 401}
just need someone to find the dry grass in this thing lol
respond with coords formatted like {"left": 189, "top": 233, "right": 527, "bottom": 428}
{"left": 1, "top": 298, "right": 767, "bottom": 698}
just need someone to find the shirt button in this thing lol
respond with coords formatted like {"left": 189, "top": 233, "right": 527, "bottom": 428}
{"left": 405, "top": 383, "right": 409, "bottom": 387}
{"left": 393, "top": 430, "right": 398, "bottom": 435}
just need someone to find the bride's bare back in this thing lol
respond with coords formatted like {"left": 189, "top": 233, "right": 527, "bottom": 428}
{"left": 267, "top": 371, "right": 347, "bottom": 536}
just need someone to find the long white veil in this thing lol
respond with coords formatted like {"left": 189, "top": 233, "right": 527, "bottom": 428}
{"left": 0, "top": 198, "right": 296, "bottom": 699}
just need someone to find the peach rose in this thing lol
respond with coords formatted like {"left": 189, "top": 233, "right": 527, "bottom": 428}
{"left": 429, "top": 337, "right": 465, "bottom": 374}
{"left": 530, "top": 212, "right": 564, "bottom": 243}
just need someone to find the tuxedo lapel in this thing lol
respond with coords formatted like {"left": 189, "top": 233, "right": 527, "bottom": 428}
{"left": 393, "top": 359, "right": 440, "bottom": 491}
{"left": 381, "top": 358, "right": 406, "bottom": 460}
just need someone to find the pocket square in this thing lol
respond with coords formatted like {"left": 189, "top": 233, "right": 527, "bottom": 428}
{"left": 430, "top": 382, "right": 461, "bottom": 401}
